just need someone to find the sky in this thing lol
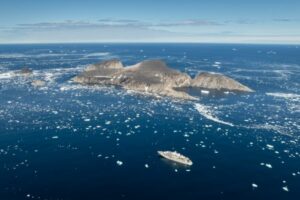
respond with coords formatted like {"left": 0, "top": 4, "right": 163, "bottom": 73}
{"left": 0, "top": 0, "right": 300, "bottom": 44}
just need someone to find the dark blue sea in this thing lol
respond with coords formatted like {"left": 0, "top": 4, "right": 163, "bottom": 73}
{"left": 0, "top": 43, "right": 299, "bottom": 200}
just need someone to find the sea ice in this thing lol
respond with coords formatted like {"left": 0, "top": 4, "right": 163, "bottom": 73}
{"left": 266, "top": 144, "right": 274, "bottom": 150}
{"left": 265, "top": 163, "right": 272, "bottom": 168}
{"left": 282, "top": 186, "right": 289, "bottom": 192}
{"left": 201, "top": 90, "right": 210, "bottom": 94}
{"left": 266, "top": 92, "right": 300, "bottom": 99}
{"left": 116, "top": 160, "right": 123, "bottom": 166}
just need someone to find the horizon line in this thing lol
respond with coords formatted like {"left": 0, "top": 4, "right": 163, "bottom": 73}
{"left": 0, "top": 41, "right": 299, "bottom": 45}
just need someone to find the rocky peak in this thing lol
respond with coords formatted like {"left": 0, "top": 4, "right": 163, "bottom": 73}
{"left": 191, "top": 72, "right": 254, "bottom": 92}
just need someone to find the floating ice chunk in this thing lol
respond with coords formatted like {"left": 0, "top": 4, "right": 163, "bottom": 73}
{"left": 252, "top": 183, "right": 258, "bottom": 188}
{"left": 145, "top": 164, "right": 149, "bottom": 168}
{"left": 84, "top": 119, "right": 90, "bottom": 122}
{"left": 266, "top": 92, "right": 300, "bottom": 99}
{"left": 201, "top": 90, "right": 210, "bottom": 94}
{"left": 116, "top": 160, "right": 123, "bottom": 166}
{"left": 282, "top": 186, "right": 289, "bottom": 192}
{"left": 60, "top": 86, "right": 67, "bottom": 91}
{"left": 84, "top": 52, "right": 110, "bottom": 57}
{"left": 266, "top": 50, "right": 277, "bottom": 55}
{"left": 134, "top": 125, "right": 140, "bottom": 129}
{"left": 52, "top": 136, "right": 59, "bottom": 139}
{"left": 0, "top": 53, "right": 27, "bottom": 59}
{"left": 212, "top": 61, "right": 221, "bottom": 68}
{"left": 105, "top": 121, "right": 111, "bottom": 125}
{"left": 265, "top": 163, "right": 272, "bottom": 169}
{"left": 266, "top": 144, "right": 274, "bottom": 150}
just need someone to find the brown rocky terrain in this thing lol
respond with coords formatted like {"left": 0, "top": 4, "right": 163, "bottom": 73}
{"left": 191, "top": 72, "right": 253, "bottom": 92}
{"left": 73, "top": 60, "right": 253, "bottom": 100}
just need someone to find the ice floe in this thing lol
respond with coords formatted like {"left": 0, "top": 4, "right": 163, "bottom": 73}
{"left": 116, "top": 160, "right": 123, "bottom": 166}
{"left": 260, "top": 163, "right": 272, "bottom": 169}
{"left": 84, "top": 52, "right": 111, "bottom": 57}
{"left": 266, "top": 92, "right": 300, "bottom": 99}
{"left": 282, "top": 186, "right": 289, "bottom": 192}
{"left": 0, "top": 72, "right": 15, "bottom": 79}
{"left": 201, "top": 90, "right": 210, "bottom": 94}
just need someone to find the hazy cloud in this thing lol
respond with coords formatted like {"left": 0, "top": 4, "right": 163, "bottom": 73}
{"left": 273, "top": 18, "right": 299, "bottom": 22}
{"left": 154, "top": 19, "right": 222, "bottom": 27}
{"left": 0, "top": 19, "right": 189, "bottom": 43}
{"left": 16, "top": 20, "right": 144, "bottom": 30}
{"left": 2, "top": 19, "right": 222, "bottom": 33}
{"left": 0, "top": 18, "right": 299, "bottom": 44}
{"left": 223, "top": 19, "right": 256, "bottom": 25}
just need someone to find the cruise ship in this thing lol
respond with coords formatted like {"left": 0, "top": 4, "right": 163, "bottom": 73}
{"left": 158, "top": 151, "right": 193, "bottom": 166}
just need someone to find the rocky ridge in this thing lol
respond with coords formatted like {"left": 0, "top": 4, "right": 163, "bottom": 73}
{"left": 73, "top": 60, "right": 253, "bottom": 100}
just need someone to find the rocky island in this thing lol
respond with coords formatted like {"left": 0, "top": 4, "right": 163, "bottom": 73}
{"left": 73, "top": 60, "right": 253, "bottom": 100}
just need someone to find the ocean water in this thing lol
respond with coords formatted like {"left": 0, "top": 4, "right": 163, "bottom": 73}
{"left": 0, "top": 43, "right": 299, "bottom": 200}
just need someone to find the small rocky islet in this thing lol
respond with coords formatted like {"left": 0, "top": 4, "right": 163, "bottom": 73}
{"left": 72, "top": 59, "right": 253, "bottom": 100}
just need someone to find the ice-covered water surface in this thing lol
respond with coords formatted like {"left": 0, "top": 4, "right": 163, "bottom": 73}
{"left": 0, "top": 44, "right": 299, "bottom": 200}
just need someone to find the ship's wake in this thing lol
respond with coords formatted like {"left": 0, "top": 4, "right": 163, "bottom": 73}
{"left": 194, "top": 103, "right": 234, "bottom": 126}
